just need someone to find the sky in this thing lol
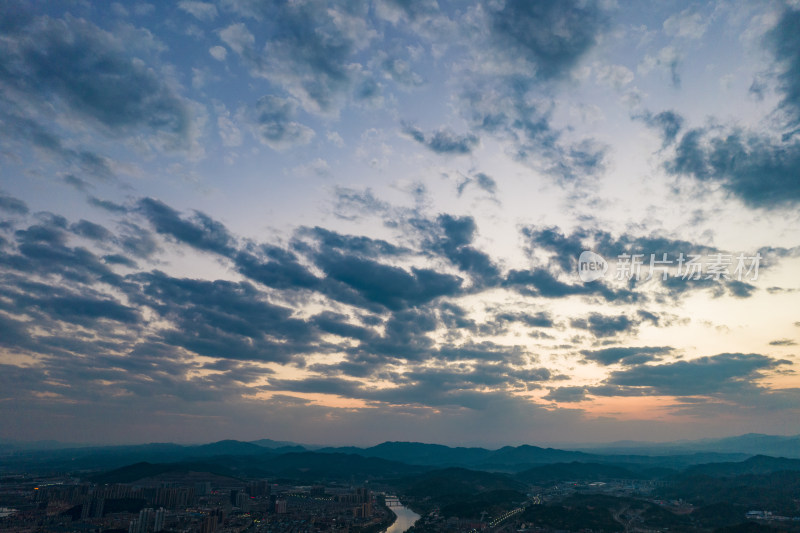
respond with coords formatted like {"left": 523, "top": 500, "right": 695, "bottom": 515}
{"left": 0, "top": 0, "right": 799, "bottom": 447}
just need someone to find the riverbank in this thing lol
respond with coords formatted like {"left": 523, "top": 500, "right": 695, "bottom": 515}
{"left": 381, "top": 497, "right": 420, "bottom": 533}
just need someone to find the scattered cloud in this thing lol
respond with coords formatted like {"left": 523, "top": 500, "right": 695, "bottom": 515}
{"left": 401, "top": 122, "right": 479, "bottom": 155}
{"left": 249, "top": 95, "right": 315, "bottom": 149}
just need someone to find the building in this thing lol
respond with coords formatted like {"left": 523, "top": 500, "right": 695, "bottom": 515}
{"left": 153, "top": 507, "right": 165, "bottom": 532}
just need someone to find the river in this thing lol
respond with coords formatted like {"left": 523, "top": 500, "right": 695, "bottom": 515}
{"left": 382, "top": 496, "right": 420, "bottom": 533}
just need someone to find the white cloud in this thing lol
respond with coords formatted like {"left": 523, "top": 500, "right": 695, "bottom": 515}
{"left": 218, "top": 23, "right": 255, "bottom": 56}
{"left": 595, "top": 64, "right": 634, "bottom": 90}
{"left": 178, "top": 1, "right": 218, "bottom": 21}
{"left": 663, "top": 7, "right": 709, "bottom": 39}
{"left": 209, "top": 45, "right": 227, "bottom": 61}
{"left": 327, "top": 131, "right": 345, "bottom": 147}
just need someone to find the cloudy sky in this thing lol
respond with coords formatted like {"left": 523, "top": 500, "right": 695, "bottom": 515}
{"left": 1, "top": 0, "right": 799, "bottom": 447}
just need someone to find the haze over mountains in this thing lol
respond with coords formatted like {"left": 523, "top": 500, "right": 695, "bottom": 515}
{"left": 2, "top": 433, "right": 799, "bottom": 477}
{"left": 5, "top": 433, "right": 800, "bottom": 532}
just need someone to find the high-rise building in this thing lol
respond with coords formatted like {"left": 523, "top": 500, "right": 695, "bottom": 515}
{"left": 235, "top": 491, "right": 249, "bottom": 509}
{"left": 201, "top": 510, "right": 223, "bottom": 533}
{"left": 275, "top": 499, "right": 288, "bottom": 514}
{"left": 247, "top": 480, "right": 270, "bottom": 497}
{"left": 136, "top": 508, "right": 154, "bottom": 533}
{"left": 195, "top": 482, "right": 212, "bottom": 496}
{"left": 153, "top": 507, "right": 166, "bottom": 532}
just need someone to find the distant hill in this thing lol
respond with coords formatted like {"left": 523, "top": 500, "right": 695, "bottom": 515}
{"left": 249, "top": 438, "right": 309, "bottom": 451}
{"left": 318, "top": 441, "right": 492, "bottom": 466}
{"left": 682, "top": 455, "right": 800, "bottom": 477}
{"left": 88, "top": 461, "right": 240, "bottom": 484}
{"left": 479, "top": 444, "right": 595, "bottom": 467}
{"left": 4, "top": 434, "right": 798, "bottom": 477}
{"left": 258, "top": 451, "right": 428, "bottom": 480}
{"left": 571, "top": 433, "right": 800, "bottom": 459}
{"left": 188, "top": 440, "right": 267, "bottom": 457}
{"left": 0, "top": 441, "right": 275, "bottom": 474}
{"left": 515, "top": 461, "right": 642, "bottom": 483}
{"left": 658, "top": 470, "right": 800, "bottom": 516}
{"left": 316, "top": 441, "right": 749, "bottom": 472}
{"left": 696, "top": 433, "right": 800, "bottom": 458}
{"left": 318, "top": 441, "right": 599, "bottom": 469}
{"left": 90, "top": 462, "right": 179, "bottom": 484}
{"left": 390, "top": 467, "right": 526, "bottom": 500}
{"left": 86, "top": 452, "right": 428, "bottom": 485}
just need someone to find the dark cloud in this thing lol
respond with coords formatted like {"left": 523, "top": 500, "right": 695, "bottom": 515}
{"left": 765, "top": 8, "right": 800, "bottom": 129}
{"left": 659, "top": 9, "right": 800, "bottom": 208}
{"left": 666, "top": 127, "right": 800, "bottom": 208}
{"left": 727, "top": 280, "right": 756, "bottom": 298}
{"left": 438, "top": 302, "right": 478, "bottom": 332}
{"left": 517, "top": 224, "right": 762, "bottom": 301}
{"left": 402, "top": 122, "right": 479, "bottom": 155}
{"left": 250, "top": 95, "right": 315, "bottom": 149}
{"left": 17, "top": 292, "right": 140, "bottom": 326}
{"left": 103, "top": 254, "right": 138, "bottom": 268}
{"left": 444, "top": 0, "right": 610, "bottom": 182}
{"left": 315, "top": 252, "right": 462, "bottom": 311}
{"left": 235, "top": 245, "right": 320, "bottom": 291}
{"left": 599, "top": 353, "right": 789, "bottom": 397}
{"left": 354, "top": 77, "right": 382, "bottom": 103}
{"left": 523, "top": 225, "right": 718, "bottom": 274}
{"left": 494, "top": 311, "right": 555, "bottom": 329}
{"left": 489, "top": 0, "right": 606, "bottom": 81}
{"left": 271, "top": 359, "right": 551, "bottom": 410}
{"left": 580, "top": 346, "right": 673, "bottom": 366}
{"left": 71, "top": 219, "right": 113, "bottom": 241}
{"left": 89, "top": 196, "right": 128, "bottom": 213}
{"left": 544, "top": 386, "right": 588, "bottom": 403}
{"left": 133, "top": 271, "right": 317, "bottom": 363}
{"left": 299, "top": 226, "right": 409, "bottom": 258}
{"left": 118, "top": 222, "right": 159, "bottom": 259}
{"left": 429, "top": 215, "right": 501, "bottom": 286}
{"left": 63, "top": 175, "right": 91, "bottom": 191}
{"left": 505, "top": 268, "right": 634, "bottom": 302}
{"left": 522, "top": 226, "right": 585, "bottom": 272}
{"left": 3, "top": 220, "right": 120, "bottom": 285}
{"left": 0, "top": 108, "right": 117, "bottom": 179}
{"left": 220, "top": 1, "right": 371, "bottom": 113}
{"left": 435, "top": 340, "right": 528, "bottom": 363}
{"left": 570, "top": 313, "right": 637, "bottom": 338}
{"left": 635, "top": 309, "right": 660, "bottom": 326}
{"left": 636, "top": 110, "right": 684, "bottom": 146}
{"left": 0, "top": 191, "right": 791, "bottom": 441}
{"left": 769, "top": 339, "right": 797, "bottom": 346}
{"left": 310, "top": 311, "right": 376, "bottom": 342}
{"left": 138, "top": 197, "right": 236, "bottom": 256}
{"left": 0, "top": 11, "right": 191, "bottom": 143}
{"left": 460, "top": 82, "right": 608, "bottom": 182}
{"left": 332, "top": 187, "right": 392, "bottom": 220}
{"left": 0, "top": 193, "right": 29, "bottom": 215}
{"left": 457, "top": 172, "right": 497, "bottom": 197}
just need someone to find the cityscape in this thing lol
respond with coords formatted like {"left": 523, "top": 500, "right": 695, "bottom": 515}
{"left": 2, "top": 436, "right": 800, "bottom": 532}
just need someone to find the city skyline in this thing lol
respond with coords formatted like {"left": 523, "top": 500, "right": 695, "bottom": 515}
{"left": 1, "top": 0, "right": 799, "bottom": 447}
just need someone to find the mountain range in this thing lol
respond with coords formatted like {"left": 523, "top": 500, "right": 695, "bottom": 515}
{"left": 2, "top": 433, "right": 799, "bottom": 477}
